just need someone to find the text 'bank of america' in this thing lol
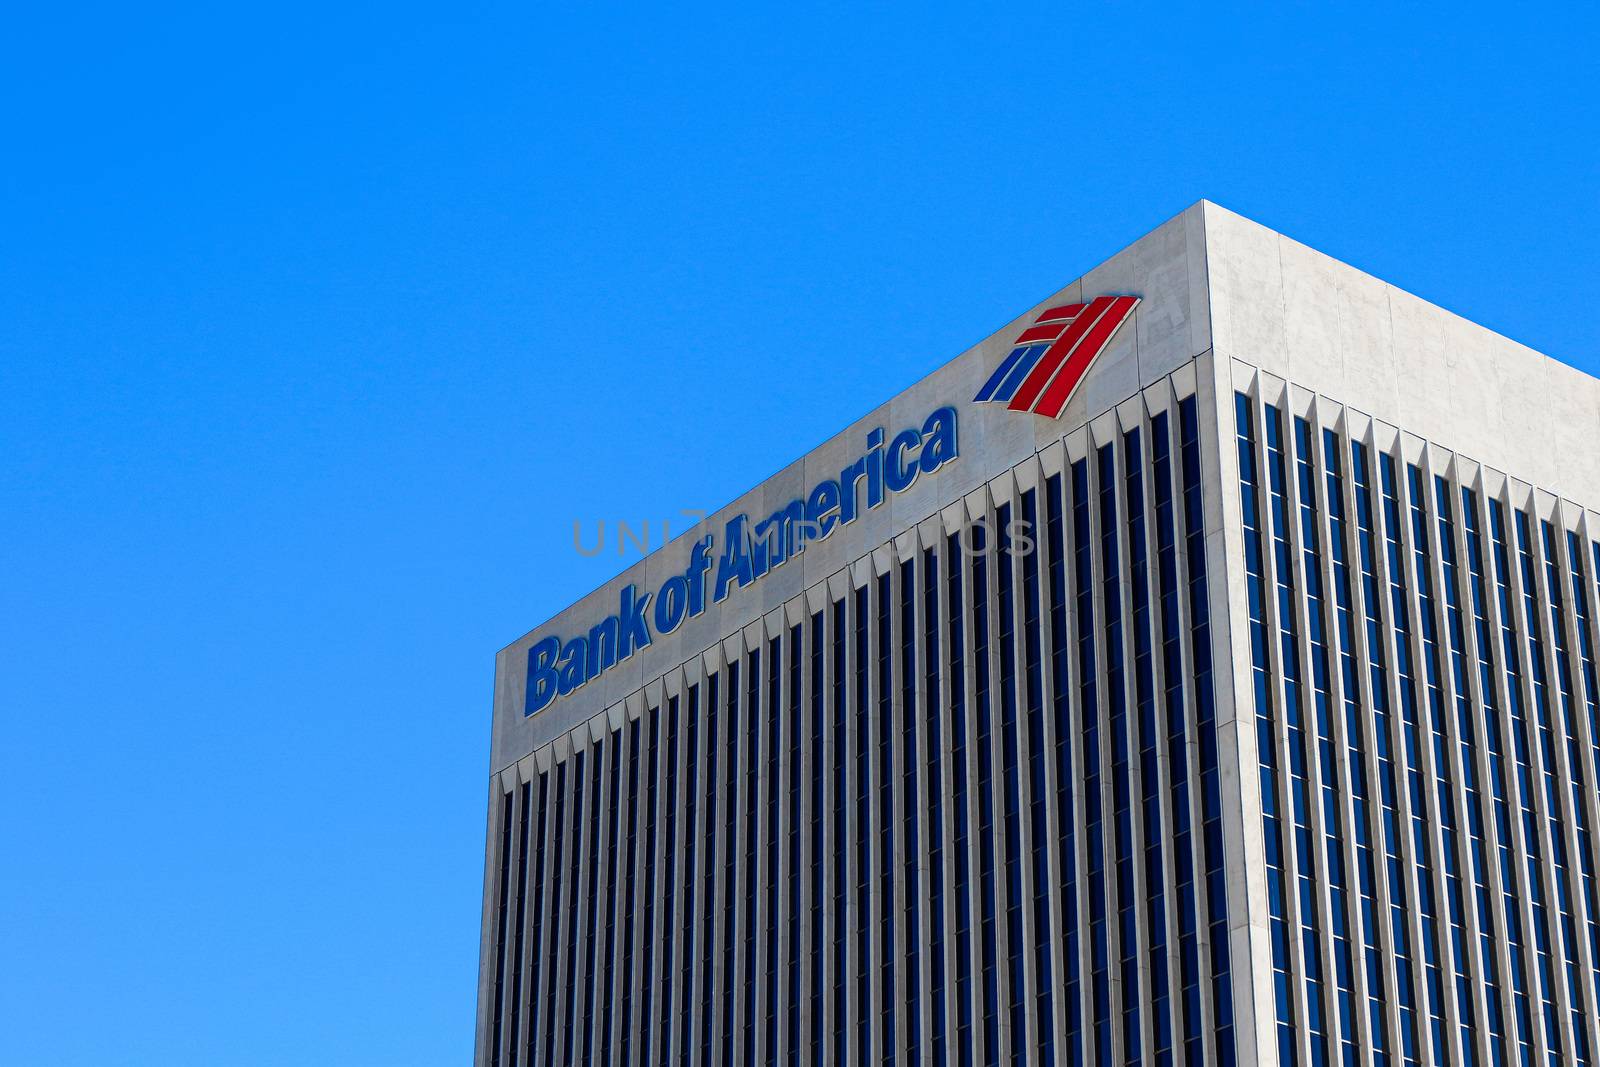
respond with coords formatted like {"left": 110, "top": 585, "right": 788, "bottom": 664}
{"left": 475, "top": 202, "right": 1600, "bottom": 1067}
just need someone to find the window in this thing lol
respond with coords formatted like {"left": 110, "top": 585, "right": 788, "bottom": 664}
{"left": 579, "top": 738, "right": 604, "bottom": 1064}
{"left": 1295, "top": 418, "right": 1362, "bottom": 1067}
{"left": 812, "top": 607, "right": 825, "bottom": 1062}
{"left": 1433, "top": 480, "right": 1510, "bottom": 1066}
{"left": 1126, "top": 426, "right": 1175, "bottom": 1067}
{"left": 996, "top": 502, "right": 1029, "bottom": 1063}
{"left": 765, "top": 638, "right": 784, "bottom": 1064}
{"left": 546, "top": 760, "right": 571, "bottom": 1067}
{"left": 830, "top": 599, "right": 849, "bottom": 1066}
{"left": 743, "top": 651, "right": 761, "bottom": 1067}
{"left": 1180, "top": 395, "right": 1234, "bottom": 1066}
{"left": 1045, "top": 471, "right": 1082, "bottom": 1064}
{"left": 971, "top": 517, "right": 1001, "bottom": 1065}
{"left": 947, "top": 533, "right": 975, "bottom": 1066}
{"left": 720, "top": 662, "right": 742, "bottom": 1067}
{"left": 698, "top": 674, "right": 721, "bottom": 1065}
{"left": 524, "top": 772, "right": 550, "bottom": 1066}
{"left": 490, "top": 790, "right": 515, "bottom": 1063}
{"left": 788, "top": 624, "right": 806, "bottom": 1065}
{"left": 1351, "top": 443, "right": 1421, "bottom": 1067}
{"left": 678, "top": 688, "right": 699, "bottom": 1067}
{"left": 853, "top": 588, "right": 872, "bottom": 1065}
{"left": 561, "top": 751, "right": 585, "bottom": 1062}
{"left": 809, "top": 612, "right": 825, "bottom": 1058}
{"left": 639, "top": 711, "right": 660, "bottom": 1067}
{"left": 657, "top": 699, "right": 680, "bottom": 1067}
{"left": 877, "top": 572, "right": 898, "bottom": 1065}
{"left": 1234, "top": 396, "right": 1301, "bottom": 1067}
{"left": 1074, "top": 454, "right": 1113, "bottom": 1062}
{"left": 1021, "top": 487, "right": 1056, "bottom": 1066}
{"left": 619, "top": 723, "right": 641, "bottom": 1066}
{"left": 509, "top": 782, "right": 531, "bottom": 1067}
{"left": 1488, "top": 501, "right": 1563, "bottom": 1066}
{"left": 1155, "top": 411, "right": 1202, "bottom": 1067}
{"left": 1533, "top": 520, "right": 1597, "bottom": 1067}
{"left": 1459, "top": 485, "right": 1529, "bottom": 1065}
{"left": 1104, "top": 435, "right": 1146, "bottom": 1067}
{"left": 1322, "top": 430, "right": 1394, "bottom": 1067}
{"left": 1563, "top": 531, "right": 1600, "bottom": 1024}
{"left": 599, "top": 731, "right": 623, "bottom": 1065}
{"left": 900, "top": 558, "right": 923, "bottom": 1064}
{"left": 1376, "top": 455, "right": 1448, "bottom": 1063}
{"left": 925, "top": 546, "right": 950, "bottom": 1067}
{"left": 1404, "top": 464, "right": 1476, "bottom": 1066}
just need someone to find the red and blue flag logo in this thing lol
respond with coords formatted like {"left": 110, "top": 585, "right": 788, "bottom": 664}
{"left": 973, "top": 295, "right": 1140, "bottom": 418}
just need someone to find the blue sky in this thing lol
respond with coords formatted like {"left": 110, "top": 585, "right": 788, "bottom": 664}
{"left": 2, "top": 3, "right": 1595, "bottom": 1064}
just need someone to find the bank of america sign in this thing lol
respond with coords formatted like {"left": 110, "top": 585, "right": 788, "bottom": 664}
{"left": 973, "top": 294, "right": 1140, "bottom": 418}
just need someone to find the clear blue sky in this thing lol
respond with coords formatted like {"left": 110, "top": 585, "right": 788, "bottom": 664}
{"left": 2, "top": 4, "right": 1595, "bottom": 1064}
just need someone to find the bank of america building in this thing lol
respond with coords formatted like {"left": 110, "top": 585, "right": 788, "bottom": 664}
{"left": 475, "top": 202, "right": 1600, "bottom": 1067}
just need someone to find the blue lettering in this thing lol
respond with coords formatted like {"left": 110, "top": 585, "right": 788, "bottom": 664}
{"left": 587, "top": 615, "right": 619, "bottom": 676}
{"left": 654, "top": 574, "right": 689, "bottom": 634}
{"left": 616, "top": 584, "right": 652, "bottom": 659}
{"left": 838, "top": 457, "right": 867, "bottom": 525}
{"left": 885, "top": 427, "right": 922, "bottom": 492}
{"left": 685, "top": 537, "right": 713, "bottom": 617}
{"left": 920, "top": 406, "right": 958, "bottom": 474}
{"left": 714, "top": 516, "right": 754, "bottom": 603}
{"left": 524, "top": 635, "right": 561, "bottom": 715}
{"left": 865, "top": 427, "right": 885, "bottom": 510}
{"left": 753, "top": 499, "right": 804, "bottom": 575}
{"left": 525, "top": 407, "right": 960, "bottom": 712}
{"left": 806, "top": 478, "right": 841, "bottom": 538}
{"left": 557, "top": 636, "right": 589, "bottom": 695}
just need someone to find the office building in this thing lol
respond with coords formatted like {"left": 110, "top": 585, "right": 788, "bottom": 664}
{"left": 475, "top": 202, "right": 1600, "bottom": 1066}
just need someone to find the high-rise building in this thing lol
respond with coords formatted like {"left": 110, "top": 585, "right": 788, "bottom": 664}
{"left": 474, "top": 201, "right": 1600, "bottom": 1067}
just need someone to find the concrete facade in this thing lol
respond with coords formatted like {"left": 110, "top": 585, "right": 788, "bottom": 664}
{"left": 474, "top": 201, "right": 1600, "bottom": 1066}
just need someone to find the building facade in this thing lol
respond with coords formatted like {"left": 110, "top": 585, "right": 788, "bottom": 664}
{"left": 474, "top": 202, "right": 1600, "bottom": 1067}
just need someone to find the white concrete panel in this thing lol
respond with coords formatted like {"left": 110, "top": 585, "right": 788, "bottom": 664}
{"left": 1204, "top": 199, "right": 1600, "bottom": 515}
{"left": 1132, "top": 203, "right": 1199, "bottom": 381}
{"left": 1276, "top": 232, "right": 1345, "bottom": 400}
{"left": 1076, "top": 313, "right": 1143, "bottom": 421}
{"left": 1549, "top": 359, "right": 1600, "bottom": 505}
{"left": 1334, "top": 258, "right": 1398, "bottom": 416}
{"left": 1204, "top": 201, "right": 1288, "bottom": 376}
{"left": 1441, "top": 310, "right": 1500, "bottom": 464}
{"left": 1389, "top": 286, "right": 1453, "bottom": 445}
{"left": 1489, "top": 334, "right": 1558, "bottom": 490}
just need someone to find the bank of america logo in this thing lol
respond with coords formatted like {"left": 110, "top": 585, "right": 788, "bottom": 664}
{"left": 973, "top": 294, "right": 1140, "bottom": 418}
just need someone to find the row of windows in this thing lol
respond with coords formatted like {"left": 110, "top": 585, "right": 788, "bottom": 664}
{"left": 483, "top": 395, "right": 1236, "bottom": 1066}
{"left": 1236, "top": 390, "right": 1600, "bottom": 1067}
